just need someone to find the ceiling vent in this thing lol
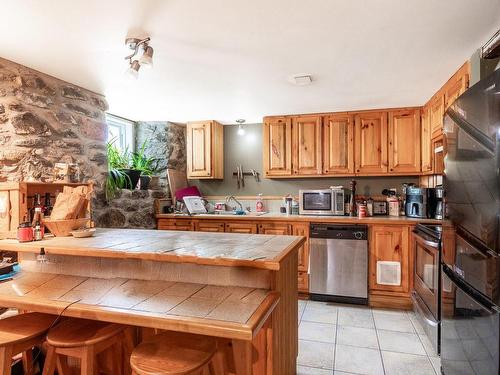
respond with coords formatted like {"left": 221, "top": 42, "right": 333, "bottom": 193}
{"left": 288, "top": 74, "right": 313, "bottom": 86}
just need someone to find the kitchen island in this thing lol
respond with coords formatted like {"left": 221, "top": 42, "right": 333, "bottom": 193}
{"left": 0, "top": 228, "right": 306, "bottom": 374}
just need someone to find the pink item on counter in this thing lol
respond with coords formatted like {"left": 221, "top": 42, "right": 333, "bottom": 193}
{"left": 358, "top": 204, "right": 367, "bottom": 219}
{"left": 175, "top": 186, "right": 202, "bottom": 202}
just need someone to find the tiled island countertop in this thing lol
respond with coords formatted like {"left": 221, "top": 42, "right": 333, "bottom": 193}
{"left": 0, "top": 228, "right": 305, "bottom": 374}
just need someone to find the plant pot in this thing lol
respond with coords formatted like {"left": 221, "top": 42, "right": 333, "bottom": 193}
{"left": 120, "top": 169, "right": 141, "bottom": 190}
{"left": 149, "top": 176, "right": 160, "bottom": 190}
{"left": 139, "top": 175, "right": 151, "bottom": 190}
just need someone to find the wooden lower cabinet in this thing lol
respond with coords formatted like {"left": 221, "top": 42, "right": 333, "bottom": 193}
{"left": 225, "top": 222, "right": 258, "bottom": 234}
{"left": 158, "top": 218, "right": 419, "bottom": 306}
{"left": 298, "top": 271, "right": 309, "bottom": 293}
{"left": 369, "top": 225, "right": 413, "bottom": 308}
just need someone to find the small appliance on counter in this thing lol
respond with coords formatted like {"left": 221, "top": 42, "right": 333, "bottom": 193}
{"left": 434, "top": 185, "right": 444, "bottom": 220}
{"left": 299, "top": 188, "right": 345, "bottom": 216}
{"left": 372, "top": 201, "right": 388, "bottom": 215}
{"left": 405, "top": 187, "right": 438, "bottom": 218}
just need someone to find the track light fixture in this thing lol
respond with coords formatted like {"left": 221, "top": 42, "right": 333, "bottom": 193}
{"left": 124, "top": 37, "right": 154, "bottom": 79}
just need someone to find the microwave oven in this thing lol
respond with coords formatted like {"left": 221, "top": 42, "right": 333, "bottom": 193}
{"left": 299, "top": 189, "right": 345, "bottom": 216}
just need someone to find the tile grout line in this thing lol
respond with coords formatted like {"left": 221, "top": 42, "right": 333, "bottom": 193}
{"left": 372, "top": 307, "right": 387, "bottom": 375}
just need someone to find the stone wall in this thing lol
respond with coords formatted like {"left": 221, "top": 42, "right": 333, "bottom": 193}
{"left": 135, "top": 121, "right": 186, "bottom": 192}
{"left": 94, "top": 189, "right": 167, "bottom": 229}
{"left": 0, "top": 57, "right": 108, "bottom": 191}
{"left": 94, "top": 122, "right": 186, "bottom": 229}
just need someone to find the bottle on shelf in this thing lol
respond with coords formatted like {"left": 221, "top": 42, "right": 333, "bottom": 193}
{"left": 43, "top": 192, "right": 52, "bottom": 217}
{"left": 349, "top": 180, "right": 357, "bottom": 217}
{"left": 32, "top": 207, "right": 45, "bottom": 240}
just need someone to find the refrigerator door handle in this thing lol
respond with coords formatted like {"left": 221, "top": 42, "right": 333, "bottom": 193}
{"left": 442, "top": 264, "right": 498, "bottom": 313}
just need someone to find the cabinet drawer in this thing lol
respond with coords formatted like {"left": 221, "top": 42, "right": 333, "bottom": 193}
{"left": 257, "top": 222, "right": 291, "bottom": 235}
{"left": 298, "top": 271, "right": 309, "bottom": 293}
{"left": 225, "top": 222, "right": 258, "bottom": 234}
{"left": 157, "top": 219, "right": 193, "bottom": 231}
{"left": 195, "top": 221, "right": 225, "bottom": 232}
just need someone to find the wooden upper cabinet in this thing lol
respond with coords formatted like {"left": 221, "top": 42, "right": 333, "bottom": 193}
{"left": 263, "top": 117, "right": 292, "bottom": 177}
{"left": 292, "top": 116, "right": 322, "bottom": 176}
{"left": 369, "top": 225, "right": 410, "bottom": 294}
{"left": 186, "top": 121, "right": 223, "bottom": 179}
{"left": 322, "top": 114, "right": 354, "bottom": 175}
{"left": 429, "top": 95, "right": 445, "bottom": 139}
{"left": 388, "top": 109, "right": 421, "bottom": 174}
{"left": 354, "top": 111, "right": 388, "bottom": 175}
{"left": 421, "top": 105, "right": 432, "bottom": 173}
{"left": 444, "top": 62, "right": 470, "bottom": 110}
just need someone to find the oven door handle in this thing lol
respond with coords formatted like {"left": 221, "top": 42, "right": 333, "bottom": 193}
{"left": 411, "top": 291, "right": 438, "bottom": 327}
{"left": 413, "top": 231, "right": 439, "bottom": 249}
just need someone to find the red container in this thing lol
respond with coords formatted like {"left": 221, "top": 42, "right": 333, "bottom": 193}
{"left": 358, "top": 204, "right": 367, "bottom": 219}
{"left": 17, "top": 222, "right": 33, "bottom": 242}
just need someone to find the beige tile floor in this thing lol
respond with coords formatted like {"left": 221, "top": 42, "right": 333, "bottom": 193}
{"left": 297, "top": 300, "right": 441, "bottom": 375}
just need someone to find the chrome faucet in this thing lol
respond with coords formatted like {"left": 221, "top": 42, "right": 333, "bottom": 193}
{"left": 225, "top": 195, "right": 243, "bottom": 212}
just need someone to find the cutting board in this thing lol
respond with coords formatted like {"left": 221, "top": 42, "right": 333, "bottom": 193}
{"left": 166, "top": 169, "right": 189, "bottom": 204}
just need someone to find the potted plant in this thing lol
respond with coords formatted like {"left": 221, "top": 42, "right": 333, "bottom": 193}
{"left": 106, "top": 140, "right": 141, "bottom": 192}
{"left": 131, "top": 140, "right": 159, "bottom": 190}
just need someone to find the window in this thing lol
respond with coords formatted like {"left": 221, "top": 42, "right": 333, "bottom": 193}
{"left": 106, "top": 113, "right": 135, "bottom": 151}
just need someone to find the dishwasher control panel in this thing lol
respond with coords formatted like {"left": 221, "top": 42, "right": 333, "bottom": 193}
{"left": 310, "top": 224, "right": 368, "bottom": 240}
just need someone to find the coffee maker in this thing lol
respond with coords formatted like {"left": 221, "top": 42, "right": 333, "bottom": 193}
{"left": 434, "top": 185, "right": 444, "bottom": 219}
{"left": 405, "top": 187, "right": 438, "bottom": 218}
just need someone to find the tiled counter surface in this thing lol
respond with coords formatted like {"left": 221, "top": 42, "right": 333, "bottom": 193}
{"left": 0, "top": 272, "right": 278, "bottom": 340}
{"left": 0, "top": 228, "right": 304, "bottom": 374}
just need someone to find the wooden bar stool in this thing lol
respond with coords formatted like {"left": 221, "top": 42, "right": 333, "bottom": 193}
{"left": 42, "top": 318, "right": 130, "bottom": 375}
{"left": 0, "top": 312, "right": 55, "bottom": 375}
{"left": 130, "top": 332, "right": 225, "bottom": 375}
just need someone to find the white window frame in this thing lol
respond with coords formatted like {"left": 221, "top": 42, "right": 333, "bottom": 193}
{"left": 106, "top": 113, "right": 135, "bottom": 152}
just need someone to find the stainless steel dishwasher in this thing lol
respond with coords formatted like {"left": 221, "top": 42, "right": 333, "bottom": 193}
{"left": 309, "top": 224, "right": 368, "bottom": 304}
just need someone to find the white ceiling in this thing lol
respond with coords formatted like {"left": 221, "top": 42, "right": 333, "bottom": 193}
{"left": 0, "top": 0, "right": 499, "bottom": 124}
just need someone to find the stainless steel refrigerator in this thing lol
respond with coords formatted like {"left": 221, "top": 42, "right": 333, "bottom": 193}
{"left": 441, "top": 68, "right": 500, "bottom": 375}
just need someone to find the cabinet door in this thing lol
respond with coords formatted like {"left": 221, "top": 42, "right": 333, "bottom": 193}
{"left": 445, "top": 63, "right": 469, "bottom": 109}
{"left": 257, "top": 222, "right": 291, "bottom": 235}
{"left": 354, "top": 112, "right": 388, "bottom": 175}
{"left": 388, "top": 109, "right": 421, "bottom": 174}
{"left": 369, "top": 225, "right": 410, "bottom": 294}
{"left": 298, "top": 271, "right": 309, "bottom": 293}
{"left": 157, "top": 219, "right": 193, "bottom": 231}
{"left": 429, "top": 95, "right": 444, "bottom": 139}
{"left": 263, "top": 117, "right": 292, "bottom": 177}
{"left": 186, "top": 121, "right": 212, "bottom": 178}
{"left": 421, "top": 105, "right": 432, "bottom": 173}
{"left": 432, "top": 136, "right": 444, "bottom": 175}
{"left": 225, "top": 222, "right": 258, "bottom": 234}
{"left": 194, "top": 221, "right": 225, "bottom": 232}
{"left": 292, "top": 116, "right": 322, "bottom": 176}
{"left": 322, "top": 114, "right": 354, "bottom": 175}
{"left": 292, "top": 223, "right": 310, "bottom": 272}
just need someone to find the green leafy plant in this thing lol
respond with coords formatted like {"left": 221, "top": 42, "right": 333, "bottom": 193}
{"left": 131, "top": 140, "right": 159, "bottom": 176}
{"left": 105, "top": 139, "right": 132, "bottom": 200}
{"left": 107, "top": 140, "right": 131, "bottom": 169}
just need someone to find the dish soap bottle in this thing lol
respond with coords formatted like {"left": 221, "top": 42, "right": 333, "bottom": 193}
{"left": 256, "top": 194, "right": 265, "bottom": 213}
